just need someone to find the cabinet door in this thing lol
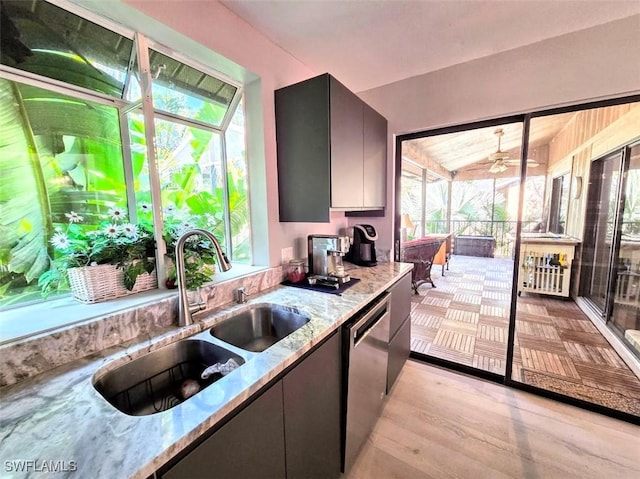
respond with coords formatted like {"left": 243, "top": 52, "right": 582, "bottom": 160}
{"left": 162, "top": 382, "right": 286, "bottom": 479}
{"left": 363, "top": 103, "right": 387, "bottom": 208}
{"left": 283, "top": 332, "right": 341, "bottom": 479}
{"left": 329, "top": 76, "right": 364, "bottom": 208}
{"left": 388, "top": 315, "right": 411, "bottom": 393}
{"left": 389, "top": 273, "right": 412, "bottom": 338}
{"left": 275, "top": 74, "right": 331, "bottom": 222}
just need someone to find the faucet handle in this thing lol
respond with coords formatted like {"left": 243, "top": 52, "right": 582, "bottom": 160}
{"left": 235, "top": 287, "right": 250, "bottom": 304}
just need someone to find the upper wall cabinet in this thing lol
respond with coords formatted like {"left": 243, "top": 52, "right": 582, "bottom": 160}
{"left": 275, "top": 73, "right": 387, "bottom": 222}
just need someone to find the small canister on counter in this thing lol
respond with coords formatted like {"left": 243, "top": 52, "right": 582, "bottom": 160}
{"left": 286, "top": 259, "right": 306, "bottom": 283}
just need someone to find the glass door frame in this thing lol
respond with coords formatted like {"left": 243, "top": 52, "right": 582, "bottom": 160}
{"left": 579, "top": 149, "right": 626, "bottom": 319}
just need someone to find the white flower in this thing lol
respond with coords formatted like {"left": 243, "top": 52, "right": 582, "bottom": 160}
{"left": 65, "top": 211, "right": 84, "bottom": 223}
{"left": 109, "top": 207, "right": 127, "bottom": 221}
{"left": 104, "top": 224, "right": 120, "bottom": 238}
{"left": 139, "top": 203, "right": 152, "bottom": 213}
{"left": 121, "top": 223, "right": 139, "bottom": 238}
{"left": 163, "top": 205, "right": 176, "bottom": 216}
{"left": 50, "top": 233, "right": 70, "bottom": 249}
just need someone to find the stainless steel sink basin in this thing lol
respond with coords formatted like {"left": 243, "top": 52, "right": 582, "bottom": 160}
{"left": 210, "top": 305, "right": 310, "bottom": 352}
{"left": 94, "top": 339, "right": 245, "bottom": 416}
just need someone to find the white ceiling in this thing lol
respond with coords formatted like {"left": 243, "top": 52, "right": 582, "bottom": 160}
{"left": 221, "top": 0, "right": 640, "bottom": 93}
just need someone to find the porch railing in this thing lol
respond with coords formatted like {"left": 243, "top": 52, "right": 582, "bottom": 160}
{"left": 416, "top": 220, "right": 538, "bottom": 257}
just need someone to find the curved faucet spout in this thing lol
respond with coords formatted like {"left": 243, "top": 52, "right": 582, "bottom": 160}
{"left": 176, "top": 229, "right": 232, "bottom": 326}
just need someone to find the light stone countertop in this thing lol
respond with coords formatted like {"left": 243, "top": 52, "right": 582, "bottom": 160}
{"left": 0, "top": 262, "right": 412, "bottom": 479}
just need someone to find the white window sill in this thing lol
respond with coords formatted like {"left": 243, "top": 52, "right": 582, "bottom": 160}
{"left": 0, "top": 264, "right": 268, "bottom": 346}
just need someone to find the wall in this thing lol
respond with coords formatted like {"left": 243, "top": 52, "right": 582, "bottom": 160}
{"left": 544, "top": 103, "right": 640, "bottom": 239}
{"left": 356, "top": 14, "right": 640, "bottom": 254}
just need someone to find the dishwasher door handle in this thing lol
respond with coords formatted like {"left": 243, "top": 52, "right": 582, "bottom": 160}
{"left": 354, "top": 310, "right": 389, "bottom": 348}
{"left": 351, "top": 293, "right": 390, "bottom": 347}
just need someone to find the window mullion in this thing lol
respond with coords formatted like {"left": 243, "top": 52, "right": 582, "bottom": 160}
{"left": 0, "top": 65, "right": 127, "bottom": 108}
{"left": 122, "top": 45, "right": 138, "bottom": 102}
{"left": 219, "top": 88, "right": 244, "bottom": 132}
{"left": 119, "top": 108, "right": 138, "bottom": 224}
{"left": 153, "top": 109, "right": 224, "bottom": 134}
{"left": 220, "top": 133, "right": 233, "bottom": 259}
{"left": 136, "top": 33, "right": 167, "bottom": 289}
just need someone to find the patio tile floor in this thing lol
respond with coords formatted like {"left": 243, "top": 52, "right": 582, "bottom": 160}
{"left": 410, "top": 254, "right": 640, "bottom": 416}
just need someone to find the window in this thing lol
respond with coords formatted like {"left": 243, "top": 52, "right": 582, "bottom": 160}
{"left": 548, "top": 173, "right": 569, "bottom": 234}
{"left": 0, "top": 0, "right": 247, "bottom": 309}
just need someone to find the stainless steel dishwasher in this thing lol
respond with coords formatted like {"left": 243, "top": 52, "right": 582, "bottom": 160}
{"left": 342, "top": 292, "right": 390, "bottom": 472}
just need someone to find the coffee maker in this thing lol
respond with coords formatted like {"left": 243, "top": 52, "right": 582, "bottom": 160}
{"left": 347, "top": 224, "right": 378, "bottom": 267}
{"left": 307, "top": 235, "right": 351, "bottom": 284}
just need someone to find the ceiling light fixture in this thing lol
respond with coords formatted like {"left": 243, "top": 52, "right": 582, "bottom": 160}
{"left": 488, "top": 159, "right": 508, "bottom": 174}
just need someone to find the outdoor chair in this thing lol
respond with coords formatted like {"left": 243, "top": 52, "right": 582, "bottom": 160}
{"left": 401, "top": 237, "right": 446, "bottom": 294}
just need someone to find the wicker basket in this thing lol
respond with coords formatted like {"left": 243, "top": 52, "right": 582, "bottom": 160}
{"left": 67, "top": 263, "right": 157, "bottom": 304}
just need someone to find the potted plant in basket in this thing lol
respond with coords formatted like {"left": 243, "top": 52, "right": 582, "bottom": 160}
{"left": 38, "top": 207, "right": 157, "bottom": 303}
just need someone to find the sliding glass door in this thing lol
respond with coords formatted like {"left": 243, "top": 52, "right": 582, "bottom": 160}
{"left": 397, "top": 98, "right": 640, "bottom": 420}
{"left": 399, "top": 119, "right": 524, "bottom": 377}
{"left": 603, "top": 144, "right": 640, "bottom": 354}
{"left": 580, "top": 151, "right": 624, "bottom": 315}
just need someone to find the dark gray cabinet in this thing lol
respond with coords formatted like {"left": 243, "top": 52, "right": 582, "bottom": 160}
{"left": 275, "top": 73, "right": 387, "bottom": 222}
{"left": 283, "top": 332, "right": 341, "bottom": 479}
{"left": 387, "top": 273, "right": 412, "bottom": 392}
{"left": 362, "top": 103, "right": 387, "bottom": 209}
{"left": 160, "top": 332, "right": 341, "bottom": 479}
{"left": 162, "top": 382, "right": 286, "bottom": 479}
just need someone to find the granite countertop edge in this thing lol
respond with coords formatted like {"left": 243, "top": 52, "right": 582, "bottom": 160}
{"left": 0, "top": 262, "right": 412, "bottom": 479}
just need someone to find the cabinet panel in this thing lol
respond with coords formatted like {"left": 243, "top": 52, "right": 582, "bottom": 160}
{"left": 387, "top": 315, "right": 411, "bottom": 393}
{"left": 389, "top": 273, "right": 412, "bottom": 338}
{"left": 162, "top": 382, "right": 285, "bottom": 479}
{"left": 330, "top": 76, "right": 364, "bottom": 208}
{"left": 363, "top": 103, "right": 387, "bottom": 208}
{"left": 275, "top": 74, "right": 331, "bottom": 222}
{"left": 283, "top": 332, "right": 341, "bottom": 479}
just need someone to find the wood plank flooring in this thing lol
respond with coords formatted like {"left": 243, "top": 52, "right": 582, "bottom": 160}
{"left": 411, "top": 255, "right": 640, "bottom": 416}
{"left": 346, "top": 360, "right": 640, "bottom": 479}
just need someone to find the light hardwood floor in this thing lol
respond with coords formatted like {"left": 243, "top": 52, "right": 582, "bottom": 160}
{"left": 346, "top": 360, "right": 640, "bottom": 479}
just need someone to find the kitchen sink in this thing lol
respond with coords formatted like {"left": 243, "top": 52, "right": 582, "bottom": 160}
{"left": 94, "top": 339, "right": 245, "bottom": 416}
{"left": 210, "top": 305, "right": 310, "bottom": 352}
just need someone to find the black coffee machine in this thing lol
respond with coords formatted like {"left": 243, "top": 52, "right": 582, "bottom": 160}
{"left": 347, "top": 224, "right": 378, "bottom": 267}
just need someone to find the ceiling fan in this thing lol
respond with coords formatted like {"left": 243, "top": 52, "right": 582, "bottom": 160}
{"left": 487, "top": 128, "right": 539, "bottom": 173}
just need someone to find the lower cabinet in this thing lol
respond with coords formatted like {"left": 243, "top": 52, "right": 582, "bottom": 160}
{"left": 161, "top": 382, "right": 285, "bottom": 479}
{"left": 387, "top": 315, "right": 411, "bottom": 392}
{"left": 283, "top": 331, "right": 341, "bottom": 479}
{"left": 159, "top": 332, "right": 341, "bottom": 479}
{"left": 387, "top": 272, "right": 412, "bottom": 392}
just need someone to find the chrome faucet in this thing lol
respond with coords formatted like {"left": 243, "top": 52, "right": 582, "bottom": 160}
{"left": 176, "top": 229, "right": 232, "bottom": 326}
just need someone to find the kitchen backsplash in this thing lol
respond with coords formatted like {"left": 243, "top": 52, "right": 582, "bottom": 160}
{"left": 0, "top": 266, "right": 284, "bottom": 388}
